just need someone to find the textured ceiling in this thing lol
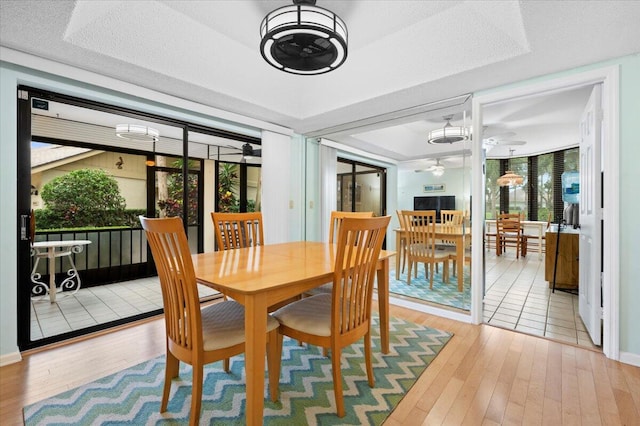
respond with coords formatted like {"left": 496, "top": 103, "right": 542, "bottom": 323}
{"left": 1, "top": 0, "right": 640, "bottom": 164}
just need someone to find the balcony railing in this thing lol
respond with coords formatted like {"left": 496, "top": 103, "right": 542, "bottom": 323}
{"left": 32, "top": 227, "right": 151, "bottom": 290}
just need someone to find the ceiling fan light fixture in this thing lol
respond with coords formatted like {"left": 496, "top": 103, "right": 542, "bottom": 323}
{"left": 260, "top": 0, "right": 348, "bottom": 75}
{"left": 427, "top": 116, "right": 470, "bottom": 145}
{"left": 115, "top": 124, "right": 159, "bottom": 142}
{"left": 432, "top": 165, "right": 445, "bottom": 177}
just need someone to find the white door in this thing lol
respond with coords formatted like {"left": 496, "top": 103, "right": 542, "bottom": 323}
{"left": 578, "top": 84, "right": 602, "bottom": 346}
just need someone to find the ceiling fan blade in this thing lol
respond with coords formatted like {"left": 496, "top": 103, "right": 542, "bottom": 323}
{"left": 414, "top": 166, "right": 436, "bottom": 173}
{"left": 496, "top": 140, "right": 526, "bottom": 145}
{"left": 482, "top": 130, "right": 516, "bottom": 139}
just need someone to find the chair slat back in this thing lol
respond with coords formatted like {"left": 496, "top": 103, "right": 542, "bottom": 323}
{"left": 139, "top": 216, "right": 202, "bottom": 352}
{"left": 440, "top": 210, "right": 464, "bottom": 244}
{"left": 396, "top": 209, "right": 408, "bottom": 230}
{"left": 328, "top": 211, "right": 374, "bottom": 243}
{"left": 402, "top": 210, "right": 437, "bottom": 260}
{"left": 332, "top": 216, "right": 390, "bottom": 336}
{"left": 440, "top": 210, "right": 464, "bottom": 226}
{"left": 497, "top": 213, "right": 521, "bottom": 235}
{"left": 211, "top": 212, "right": 265, "bottom": 250}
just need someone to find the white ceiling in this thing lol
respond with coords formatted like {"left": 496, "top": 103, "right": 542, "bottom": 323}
{"left": 2, "top": 0, "right": 639, "bottom": 167}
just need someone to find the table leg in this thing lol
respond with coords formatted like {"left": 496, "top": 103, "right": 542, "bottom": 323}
{"left": 395, "top": 233, "right": 401, "bottom": 281}
{"left": 457, "top": 238, "right": 464, "bottom": 292}
{"left": 244, "top": 294, "right": 268, "bottom": 426}
{"left": 377, "top": 258, "right": 390, "bottom": 354}
{"left": 538, "top": 226, "right": 543, "bottom": 260}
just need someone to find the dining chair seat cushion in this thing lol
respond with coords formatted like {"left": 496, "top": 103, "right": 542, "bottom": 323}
{"left": 409, "top": 243, "right": 455, "bottom": 258}
{"left": 201, "top": 300, "right": 279, "bottom": 351}
{"left": 305, "top": 283, "right": 333, "bottom": 295}
{"left": 272, "top": 294, "right": 332, "bottom": 337}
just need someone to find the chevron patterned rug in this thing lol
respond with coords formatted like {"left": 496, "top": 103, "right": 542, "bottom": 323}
{"left": 24, "top": 317, "right": 451, "bottom": 425}
{"left": 390, "top": 264, "right": 471, "bottom": 310}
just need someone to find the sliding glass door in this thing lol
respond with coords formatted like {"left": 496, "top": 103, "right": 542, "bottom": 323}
{"left": 336, "top": 159, "right": 386, "bottom": 216}
{"left": 16, "top": 86, "right": 257, "bottom": 350}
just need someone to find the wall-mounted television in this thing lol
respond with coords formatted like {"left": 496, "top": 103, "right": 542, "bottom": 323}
{"left": 413, "top": 195, "right": 456, "bottom": 222}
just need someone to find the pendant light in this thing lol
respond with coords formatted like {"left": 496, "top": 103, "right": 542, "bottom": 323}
{"left": 497, "top": 149, "right": 524, "bottom": 186}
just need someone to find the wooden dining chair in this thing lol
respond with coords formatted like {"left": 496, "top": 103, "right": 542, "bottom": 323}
{"left": 402, "top": 210, "right": 454, "bottom": 288}
{"left": 525, "top": 211, "right": 552, "bottom": 254}
{"left": 306, "top": 210, "right": 374, "bottom": 297}
{"left": 396, "top": 209, "right": 409, "bottom": 276}
{"left": 496, "top": 213, "right": 527, "bottom": 258}
{"left": 440, "top": 209, "right": 464, "bottom": 226}
{"left": 211, "top": 211, "right": 265, "bottom": 250}
{"left": 139, "top": 216, "right": 280, "bottom": 425}
{"left": 271, "top": 216, "right": 391, "bottom": 417}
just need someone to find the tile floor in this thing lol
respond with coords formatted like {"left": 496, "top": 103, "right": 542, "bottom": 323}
{"left": 30, "top": 277, "right": 220, "bottom": 340}
{"left": 483, "top": 249, "right": 599, "bottom": 350}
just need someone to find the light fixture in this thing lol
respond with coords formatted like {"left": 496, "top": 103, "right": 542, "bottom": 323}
{"left": 260, "top": 0, "right": 348, "bottom": 75}
{"left": 497, "top": 149, "right": 524, "bottom": 186}
{"left": 431, "top": 160, "right": 445, "bottom": 177}
{"left": 115, "top": 124, "right": 159, "bottom": 142}
{"left": 145, "top": 140, "right": 157, "bottom": 167}
{"left": 427, "top": 115, "right": 470, "bottom": 145}
{"left": 242, "top": 143, "right": 262, "bottom": 161}
{"left": 414, "top": 158, "right": 445, "bottom": 176}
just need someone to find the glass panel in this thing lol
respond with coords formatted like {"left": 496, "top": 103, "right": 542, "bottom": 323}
{"left": 565, "top": 147, "right": 579, "bottom": 171}
{"left": 355, "top": 170, "right": 381, "bottom": 215}
{"left": 336, "top": 160, "right": 384, "bottom": 216}
{"left": 155, "top": 167, "right": 199, "bottom": 226}
{"left": 247, "top": 165, "right": 261, "bottom": 212}
{"left": 28, "top": 99, "right": 182, "bottom": 344}
{"left": 485, "top": 159, "right": 501, "bottom": 219}
{"left": 217, "top": 162, "right": 240, "bottom": 212}
{"left": 537, "top": 153, "right": 554, "bottom": 222}
{"left": 508, "top": 156, "right": 528, "bottom": 218}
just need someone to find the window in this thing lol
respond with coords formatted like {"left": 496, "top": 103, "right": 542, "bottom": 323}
{"left": 486, "top": 147, "right": 577, "bottom": 222}
{"left": 537, "top": 153, "right": 554, "bottom": 222}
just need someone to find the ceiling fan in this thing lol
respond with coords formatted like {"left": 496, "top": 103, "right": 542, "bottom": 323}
{"left": 414, "top": 158, "right": 445, "bottom": 176}
{"left": 482, "top": 127, "right": 526, "bottom": 148}
{"left": 241, "top": 143, "right": 261, "bottom": 163}
{"left": 207, "top": 143, "right": 262, "bottom": 162}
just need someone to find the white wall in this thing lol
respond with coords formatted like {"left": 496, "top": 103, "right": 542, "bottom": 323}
{"left": 397, "top": 166, "right": 471, "bottom": 213}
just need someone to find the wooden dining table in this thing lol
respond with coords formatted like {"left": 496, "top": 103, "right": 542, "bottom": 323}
{"left": 395, "top": 225, "right": 471, "bottom": 291}
{"left": 192, "top": 241, "right": 395, "bottom": 426}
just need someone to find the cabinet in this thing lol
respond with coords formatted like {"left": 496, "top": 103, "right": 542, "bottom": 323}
{"left": 545, "top": 231, "right": 579, "bottom": 289}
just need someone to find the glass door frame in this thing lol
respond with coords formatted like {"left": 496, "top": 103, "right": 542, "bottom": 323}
{"left": 336, "top": 158, "right": 387, "bottom": 215}
{"left": 16, "top": 85, "right": 258, "bottom": 350}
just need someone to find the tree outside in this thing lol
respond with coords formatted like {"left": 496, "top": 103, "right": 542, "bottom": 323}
{"left": 157, "top": 159, "right": 199, "bottom": 225}
{"left": 39, "top": 168, "right": 129, "bottom": 228}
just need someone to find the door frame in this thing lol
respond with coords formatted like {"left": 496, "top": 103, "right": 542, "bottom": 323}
{"left": 470, "top": 65, "right": 620, "bottom": 360}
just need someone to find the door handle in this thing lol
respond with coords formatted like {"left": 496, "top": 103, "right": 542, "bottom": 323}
{"left": 20, "top": 214, "right": 30, "bottom": 240}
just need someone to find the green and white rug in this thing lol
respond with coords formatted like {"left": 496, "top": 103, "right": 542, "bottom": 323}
{"left": 390, "top": 264, "right": 471, "bottom": 310}
{"left": 24, "top": 317, "right": 451, "bottom": 425}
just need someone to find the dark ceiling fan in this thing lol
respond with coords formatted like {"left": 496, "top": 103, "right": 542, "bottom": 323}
{"left": 242, "top": 143, "right": 262, "bottom": 159}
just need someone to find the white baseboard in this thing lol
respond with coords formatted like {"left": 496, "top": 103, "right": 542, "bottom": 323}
{"left": 0, "top": 351, "right": 22, "bottom": 367}
{"left": 619, "top": 351, "right": 640, "bottom": 367}
{"left": 387, "top": 295, "right": 472, "bottom": 323}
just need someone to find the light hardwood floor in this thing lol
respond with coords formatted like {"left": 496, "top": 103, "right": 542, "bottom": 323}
{"left": 1, "top": 305, "right": 638, "bottom": 425}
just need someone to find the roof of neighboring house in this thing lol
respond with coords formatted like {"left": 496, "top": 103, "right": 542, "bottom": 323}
{"left": 31, "top": 144, "right": 99, "bottom": 169}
